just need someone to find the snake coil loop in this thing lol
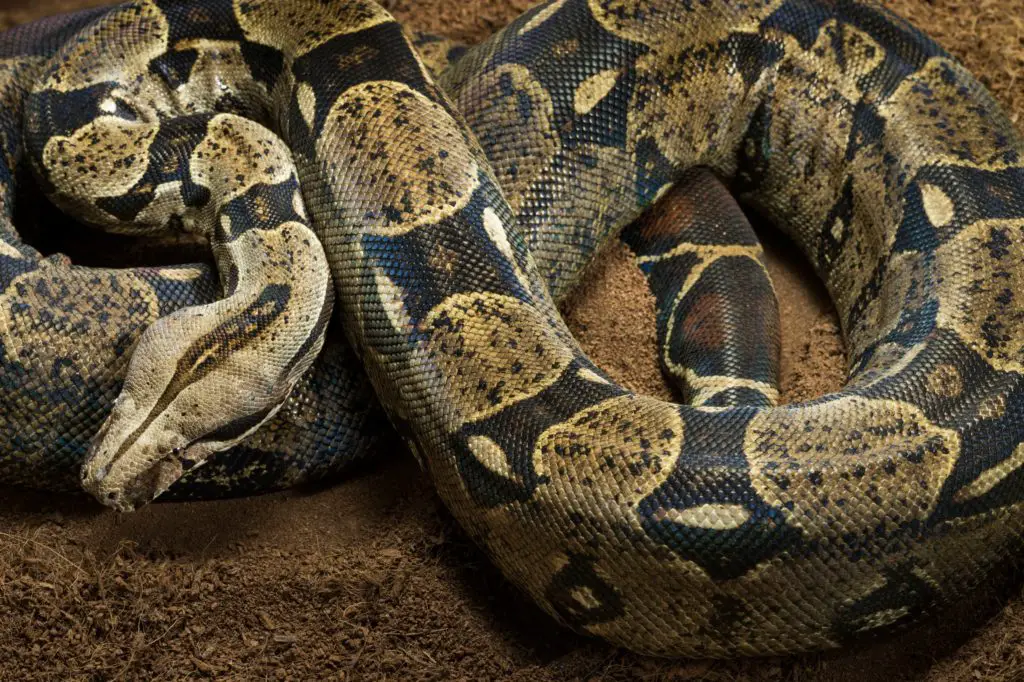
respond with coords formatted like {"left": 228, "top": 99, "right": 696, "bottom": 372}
{"left": 1, "top": 0, "right": 1023, "bottom": 656}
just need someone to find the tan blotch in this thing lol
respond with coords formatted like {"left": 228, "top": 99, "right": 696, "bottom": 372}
{"left": 935, "top": 218, "right": 1024, "bottom": 373}
{"left": 233, "top": 0, "right": 393, "bottom": 55}
{"left": 629, "top": 46, "right": 751, "bottom": 170}
{"left": 191, "top": 113, "right": 295, "bottom": 203}
{"left": 42, "top": 1, "right": 168, "bottom": 92}
{"left": 534, "top": 395, "right": 683, "bottom": 514}
{"left": 919, "top": 183, "right": 955, "bottom": 227}
{"left": 588, "top": 0, "right": 783, "bottom": 50}
{"left": 452, "top": 64, "right": 556, "bottom": 213}
{"left": 173, "top": 40, "right": 261, "bottom": 113}
{"left": 422, "top": 292, "right": 574, "bottom": 425}
{"left": 926, "top": 362, "right": 963, "bottom": 398}
{"left": 42, "top": 118, "right": 156, "bottom": 202}
{"left": 573, "top": 69, "right": 620, "bottom": 115}
{"left": 747, "top": 395, "right": 960, "bottom": 542}
{"left": 879, "top": 57, "right": 1023, "bottom": 169}
{"left": 0, "top": 266, "right": 160, "bottom": 368}
{"left": 320, "top": 80, "right": 480, "bottom": 236}
{"left": 976, "top": 393, "right": 1007, "bottom": 421}
{"left": 837, "top": 23, "right": 886, "bottom": 81}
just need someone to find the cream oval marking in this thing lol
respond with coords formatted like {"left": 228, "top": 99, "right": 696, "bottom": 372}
{"left": 651, "top": 182, "right": 674, "bottom": 204}
{"left": 920, "top": 183, "right": 955, "bottom": 227}
{"left": 467, "top": 435, "right": 518, "bottom": 481}
{"left": 519, "top": 0, "right": 567, "bottom": 35}
{"left": 482, "top": 207, "right": 518, "bottom": 266}
{"left": 852, "top": 607, "right": 912, "bottom": 633}
{"left": 157, "top": 267, "right": 206, "bottom": 282}
{"left": 576, "top": 366, "right": 611, "bottom": 385}
{"left": 292, "top": 188, "right": 308, "bottom": 220}
{"left": 296, "top": 82, "right": 316, "bottom": 131}
{"left": 574, "top": 68, "right": 620, "bottom": 116}
{"left": 482, "top": 206, "right": 533, "bottom": 291}
{"left": 0, "top": 239, "right": 22, "bottom": 260}
{"left": 830, "top": 217, "right": 845, "bottom": 241}
{"left": 374, "top": 268, "right": 412, "bottom": 335}
{"left": 570, "top": 586, "right": 601, "bottom": 610}
{"left": 657, "top": 503, "right": 752, "bottom": 530}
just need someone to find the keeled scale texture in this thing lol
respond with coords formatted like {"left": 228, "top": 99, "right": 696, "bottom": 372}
{"left": 2, "top": 0, "right": 1024, "bottom": 657}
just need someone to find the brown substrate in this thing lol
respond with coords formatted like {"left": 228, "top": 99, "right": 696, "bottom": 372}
{"left": 1, "top": 0, "right": 1022, "bottom": 680}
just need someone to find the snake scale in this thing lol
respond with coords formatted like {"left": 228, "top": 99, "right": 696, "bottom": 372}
{"left": 1, "top": 0, "right": 1023, "bottom": 658}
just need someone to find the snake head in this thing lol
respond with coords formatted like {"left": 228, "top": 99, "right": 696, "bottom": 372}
{"left": 81, "top": 391, "right": 282, "bottom": 512}
{"left": 81, "top": 274, "right": 331, "bottom": 511}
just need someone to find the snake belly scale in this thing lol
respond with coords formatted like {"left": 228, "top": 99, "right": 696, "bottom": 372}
{"left": 1, "top": 0, "right": 1023, "bottom": 658}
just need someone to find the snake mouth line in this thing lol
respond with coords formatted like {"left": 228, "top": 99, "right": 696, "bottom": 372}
{"left": 81, "top": 400, "right": 284, "bottom": 511}
{"left": 7, "top": 0, "right": 1024, "bottom": 658}
{"left": 82, "top": 444, "right": 200, "bottom": 512}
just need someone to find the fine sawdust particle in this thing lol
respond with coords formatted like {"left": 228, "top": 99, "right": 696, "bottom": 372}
{"left": 1, "top": 0, "right": 1023, "bottom": 681}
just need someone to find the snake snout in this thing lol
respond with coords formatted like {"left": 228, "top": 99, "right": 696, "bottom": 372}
{"left": 81, "top": 446, "right": 187, "bottom": 512}
{"left": 80, "top": 457, "right": 137, "bottom": 512}
{"left": 81, "top": 420, "right": 195, "bottom": 512}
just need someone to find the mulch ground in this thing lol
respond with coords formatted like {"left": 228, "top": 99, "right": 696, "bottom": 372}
{"left": 0, "top": 0, "right": 1022, "bottom": 680}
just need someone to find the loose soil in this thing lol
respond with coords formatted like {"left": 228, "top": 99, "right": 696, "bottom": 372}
{"left": 0, "top": 0, "right": 1022, "bottom": 680}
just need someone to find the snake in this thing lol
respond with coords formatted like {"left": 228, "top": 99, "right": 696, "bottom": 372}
{"left": 1, "top": 6, "right": 775, "bottom": 502}
{"left": 1, "top": 0, "right": 1023, "bottom": 658}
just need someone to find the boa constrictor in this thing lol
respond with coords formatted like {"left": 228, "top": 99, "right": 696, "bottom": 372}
{"left": 2, "top": 0, "right": 1024, "bottom": 658}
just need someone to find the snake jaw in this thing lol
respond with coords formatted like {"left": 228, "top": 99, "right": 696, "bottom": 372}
{"left": 75, "top": 239, "right": 331, "bottom": 511}
{"left": 80, "top": 372, "right": 292, "bottom": 511}
{"left": 77, "top": 301, "right": 315, "bottom": 510}
{"left": 81, "top": 399, "right": 269, "bottom": 511}
{"left": 81, "top": 443, "right": 193, "bottom": 513}
{"left": 79, "top": 394, "right": 206, "bottom": 511}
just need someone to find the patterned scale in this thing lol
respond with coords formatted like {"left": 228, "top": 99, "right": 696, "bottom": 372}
{"left": 0, "top": 3, "right": 773, "bottom": 502}
{"left": 0, "top": 0, "right": 1021, "bottom": 658}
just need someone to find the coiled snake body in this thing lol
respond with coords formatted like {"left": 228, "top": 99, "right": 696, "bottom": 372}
{"left": 2, "top": 0, "right": 1024, "bottom": 658}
